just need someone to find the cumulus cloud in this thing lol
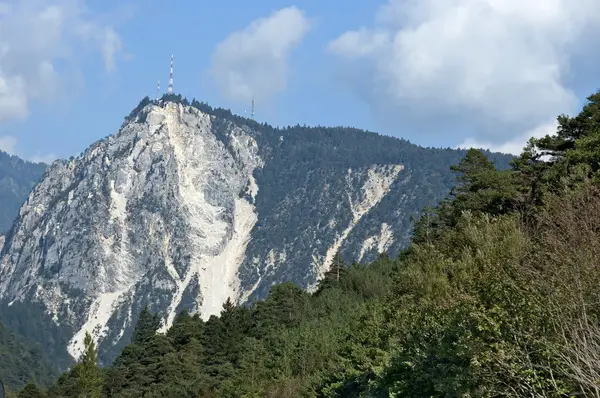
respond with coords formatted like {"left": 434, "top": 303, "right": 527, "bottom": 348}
{"left": 457, "top": 120, "right": 558, "bottom": 155}
{"left": 0, "top": 135, "right": 57, "bottom": 163}
{"left": 328, "top": 0, "right": 600, "bottom": 151}
{"left": 210, "top": 6, "right": 311, "bottom": 104}
{"left": 98, "top": 27, "right": 122, "bottom": 72}
{"left": 0, "top": 135, "right": 17, "bottom": 154}
{"left": 0, "top": 0, "right": 124, "bottom": 122}
{"left": 29, "top": 151, "right": 59, "bottom": 164}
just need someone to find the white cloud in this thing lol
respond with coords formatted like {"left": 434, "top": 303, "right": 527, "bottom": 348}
{"left": 29, "top": 152, "right": 58, "bottom": 164}
{"left": 328, "top": 0, "right": 600, "bottom": 149}
{"left": 98, "top": 27, "right": 122, "bottom": 72}
{"left": 457, "top": 120, "right": 558, "bottom": 155}
{"left": 210, "top": 6, "right": 311, "bottom": 104}
{"left": 0, "top": 135, "right": 16, "bottom": 154}
{"left": 0, "top": 135, "right": 57, "bottom": 163}
{"left": 0, "top": 0, "right": 124, "bottom": 122}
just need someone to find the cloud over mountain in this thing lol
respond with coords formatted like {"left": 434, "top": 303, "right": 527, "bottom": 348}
{"left": 328, "top": 0, "right": 600, "bottom": 152}
{"left": 210, "top": 6, "right": 311, "bottom": 105}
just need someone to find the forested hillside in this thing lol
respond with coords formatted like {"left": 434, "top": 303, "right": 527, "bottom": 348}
{"left": 0, "top": 94, "right": 515, "bottom": 370}
{"left": 0, "top": 151, "right": 47, "bottom": 233}
{"left": 13, "top": 90, "right": 600, "bottom": 397}
{"left": 0, "top": 153, "right": 54, "bottom": 393}
{"left": 0, "top": 320, "right": 59, "bottom": 392}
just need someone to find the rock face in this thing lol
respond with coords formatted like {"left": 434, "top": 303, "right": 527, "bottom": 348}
{"left": 0, "top": 98, "right": 514, "bottom": 365}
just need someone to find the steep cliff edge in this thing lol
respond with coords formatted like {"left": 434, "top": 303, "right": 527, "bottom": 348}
{"left": 0, "top": 98, "right": 514, "bottom": 365}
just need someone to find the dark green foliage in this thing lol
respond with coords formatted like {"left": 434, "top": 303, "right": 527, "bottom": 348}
{"left": 166, "top": 310, "right": 203, "bottom": 346}
{"left": 17, "top": 383, "right": 45, "bottom": 398}
{"left": 45, "top": 332, "right": 103, "bottom": 398}
{"left": 21, "top": 90, "right": 600, "bottom": 396}
{"left": 18, "top": 255, "right": 400, "bottom": 397}
{"left": 449, "top": 148, "right": 522, "bottom": 215}
{"left": 0, "top": 320, "right": 58, "bottom": 393}
{"left": 78, "top": 332, "right": 103, "bottom": 397}
{"left": 0, "top": 151, "right": 47, "bottom": 234}
{"left": 0, "top": 298, "right": 74, "bottom": 372}
{"left": 512, "top": 90, "right": 600, "bottom": 203}
{"left": 131, "top": 307, "right": 161, "bottom": 345}
{"left": 412, "top": 148, "right": 522, "bottom": 244}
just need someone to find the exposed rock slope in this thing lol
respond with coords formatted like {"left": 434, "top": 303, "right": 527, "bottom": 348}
{"left": 0, "top": 97, "right": 514, "bottom": 365}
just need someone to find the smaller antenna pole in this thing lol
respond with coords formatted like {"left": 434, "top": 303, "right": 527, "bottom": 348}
{"left": 156, "top": 80, "right": 160, "bottom": 101}
{"left": 168, "top": 55, "right": 174, "bottom": 94}
{"left": 251, "top": 97, "right": 255, "bottom": 120}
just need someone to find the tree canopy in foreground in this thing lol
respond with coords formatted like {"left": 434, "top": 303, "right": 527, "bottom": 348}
{"left": 13, "top": 91, "right": 600, "bottom": 397}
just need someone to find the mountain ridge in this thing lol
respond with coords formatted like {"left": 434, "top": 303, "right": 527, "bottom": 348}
{"left": 0, "top": 96, "right": 514, "bottom": 368}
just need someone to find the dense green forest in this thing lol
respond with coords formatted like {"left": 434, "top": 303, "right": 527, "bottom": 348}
{"left": 0, "top": 320, "right": 58, "bottom": 392}
{"left": 11, "top": 90, "right": 600, "bottom": 397}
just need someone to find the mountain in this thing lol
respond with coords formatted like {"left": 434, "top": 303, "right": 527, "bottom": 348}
{"left": 17, "top": 90, "right": 600, "bottom": 398}
{"left": 0, "top": 95, "right": 514, "bottom": 367}
{"left": 0, "top": 151, "right": 47, "bottom": 234}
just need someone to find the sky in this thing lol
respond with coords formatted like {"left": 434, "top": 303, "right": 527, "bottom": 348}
{"left": 1, "top": 0, "right": 600, "bottom": 163}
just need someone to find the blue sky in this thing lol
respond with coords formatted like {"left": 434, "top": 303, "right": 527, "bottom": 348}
{"left": 1, "top": 0, "right": 600, "bottom": 162}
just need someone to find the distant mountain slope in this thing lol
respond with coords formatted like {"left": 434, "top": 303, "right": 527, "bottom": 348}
{"left": 0, "top": 96, "right": 515, "bottom": 367}
{"left": 0, "top": 151, "right": 47, "bottom": 233}
{"left": 0, "top": 319, "right": 59, "bottom": 392}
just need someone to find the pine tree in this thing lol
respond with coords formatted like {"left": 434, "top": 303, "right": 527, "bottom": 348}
{"left": 446, "top": 148, "right": 521, "bottom": 222}
{"left": 330, "top": 253, "right": 345, "bottom": 283}
{"left": 132, "top": 306, "right": 161, "bottom": 345}
{"left": 76, "top": 332, "right": 102, "bottom": 398}
{"left": 450, "top": 148, "right": 498, "bottom": 197}
{"left": 167, "top": 309, "right": 204, "bottom": 348}
{"left": 17, "top": 382, "right": 45, "bottom": 398}
{"left": 316, "top": 252, "right": 347, "bottom": 294}
{"left": 221, "top": 297, "right": 235, "bottom": 315}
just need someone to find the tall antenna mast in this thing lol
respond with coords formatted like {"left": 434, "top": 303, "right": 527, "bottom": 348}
{"left": 156, "top": 80, "right": 160, "bottom": 101}
{"left": 168, "top": 55, "right": 174, "bottom": 94}
{"left": 251, "top": 96, "right": 255, "bottom": 120}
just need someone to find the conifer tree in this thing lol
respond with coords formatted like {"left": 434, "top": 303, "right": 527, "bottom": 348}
{"left": 132, "top": 306, "right": 161, "bottom": 345}
{"left": 330, "top": 253, "right": 345, "bottom": 282}
{"left": 17, "top": 382, "right": 45, "bottom": 398}
{"left": 444, "top": 148, "right": 521, "bottom": 223}
{"left": 76, "top": 332, "right": 102, "bottom": 398}
{"left": 316, "top": 252, "right": 347, "bottom": 294}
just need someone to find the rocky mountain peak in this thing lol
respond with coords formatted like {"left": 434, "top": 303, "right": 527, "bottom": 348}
{"left": 0, "top": 98, "right": 515, "bottom": 366}
{"left": 0, "top": 101, "right": 263, "bottom": 360}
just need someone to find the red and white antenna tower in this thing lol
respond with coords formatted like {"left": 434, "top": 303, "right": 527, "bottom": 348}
{"left": 168, "top": 55, "right": 174, "bottom": 94}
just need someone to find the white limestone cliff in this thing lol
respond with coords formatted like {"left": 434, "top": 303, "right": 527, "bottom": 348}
{"left": 0, "top": 102, "right": 263, "bottom": 359}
